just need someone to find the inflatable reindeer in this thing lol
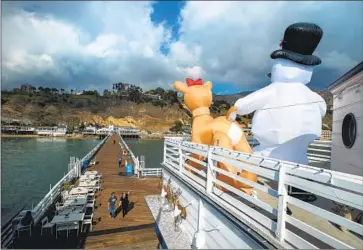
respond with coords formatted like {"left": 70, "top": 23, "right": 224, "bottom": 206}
{"left": 174, "top": 78, "right": 257, "bottom": 195}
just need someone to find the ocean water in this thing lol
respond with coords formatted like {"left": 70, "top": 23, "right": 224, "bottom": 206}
{"left": 0, "top": 138, "right": 164, "bottom": 213}
{"left": 1, "top": 137, "right": 101, "bottom": 211}
{"left": 124, "top": 139, "right": 164, "bottom": 169}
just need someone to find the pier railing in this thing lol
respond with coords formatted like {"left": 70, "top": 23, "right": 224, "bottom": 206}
{"left": 1, "top": 206, "right": 25, "bottom": 249}
{"left": 141, "top": 168, "right": 162, "bottom": 177}
{"left": 119, "top": 133, "right": 162, "bottom": 177}
{"left": 81, "top": 134, "right": 110, "bottom": 168}
{"left": 162, "top": 137, "right": 363, "bottom": 249}
{"left": 119, "top": 134, "right": 140, "bottom": 171}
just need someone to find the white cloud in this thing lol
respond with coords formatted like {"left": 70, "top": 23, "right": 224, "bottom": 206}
{"left": 322, "top": 51, "right": 359, "bottom": 73}
{"left": 174, "top": 1, "right": 363, "bottom": 88}
{"left": 1, "top": 1, "right": 362, "bottom": 92}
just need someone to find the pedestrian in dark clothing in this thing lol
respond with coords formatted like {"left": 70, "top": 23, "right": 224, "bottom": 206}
{"left": 120, "top": 192, "right": 130, "bottom": 217}
{"left": 20, "top": 211, "right": 33, "bottom": 227}
{"left": 113, "top": 140, "right": 115, "bottom": 144}
{"left": 108, "top": 192, "right": 117, "bottom": 219}
{"left": 118, "top": 156, "right": 123, "bottom": 168}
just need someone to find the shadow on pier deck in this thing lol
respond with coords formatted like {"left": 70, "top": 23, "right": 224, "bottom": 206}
{"left": 12, "top": 134, "right": 160, "bottom": 249}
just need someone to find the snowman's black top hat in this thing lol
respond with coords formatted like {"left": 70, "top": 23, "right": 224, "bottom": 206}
{"left": 270, "top": 22, "right": 323, "bottom": 66}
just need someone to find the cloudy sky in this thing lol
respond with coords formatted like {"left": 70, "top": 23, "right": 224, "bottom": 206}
{"left": 2, "top": 1, "right": 362, "bottom": 94}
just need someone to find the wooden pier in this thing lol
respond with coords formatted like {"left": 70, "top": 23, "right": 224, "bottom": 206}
{"left": 9, "top": 134, "right": 160, "bottom": 249}
{"left": 83, "top": 134, "right": 160, "bottom": 248}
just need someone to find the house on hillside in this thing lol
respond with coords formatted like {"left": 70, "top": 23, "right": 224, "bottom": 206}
{"left": 144, "top": 93, "right": 161, "bottom": 100}
{"left": 20, "top": 84, "right": 34, "bottom": 93}
{"left": 328, "top": 61, "right": 363, "bottom": 176}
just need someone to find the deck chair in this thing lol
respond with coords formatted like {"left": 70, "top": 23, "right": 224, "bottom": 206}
{"left": 81, "top": 214, "right": 94, "bottom": 232}
{"left": 16, "top": 221, "right": 33, "bottom": 237}
{"left": 56, "top": 223, "right": 69, "bottom": 239}
{"left": 86, "top": 199, "right": 96, "bottom": 211}
{"left": 40, "top": 217, "right": 54, "bottom": 236}
{"left": 67, "top": 222, "right": 80, "bottom": 237}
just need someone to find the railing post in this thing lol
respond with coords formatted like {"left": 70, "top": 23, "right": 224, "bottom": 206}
{"left": 178, "top": 142, "right": 184, "bottom": 174}
{"left": 276, "top": 163, "right": 288, "bottom": 242}
{"left": 194, "top": 199, "right": 206, "bottom": 248}
{"left": 206, "top": 147, "right": 214, "bottom": 194}
{"left": 163, "top": 140, "right": 167, "bottom": 164}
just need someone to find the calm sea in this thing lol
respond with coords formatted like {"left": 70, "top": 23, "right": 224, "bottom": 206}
{"left": 1, "top": 137, "right": 163, "bottom": 215}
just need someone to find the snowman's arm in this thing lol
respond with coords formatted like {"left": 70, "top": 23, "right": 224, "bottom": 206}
{"left": 313, "top": 92, "right": 327, "bottom": 117}
{"left": 234, "top": 86, "right": 274, "bottom": 116}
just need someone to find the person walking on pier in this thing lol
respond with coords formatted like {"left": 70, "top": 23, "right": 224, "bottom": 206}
{"left": 118, "top": 156, "right": 123, "bottom": 168}
{"left": 108, "top": 192, "right": 117, "bottom": 219}
{"left": 120, "top": 192, "right": 130, "bottom": 217}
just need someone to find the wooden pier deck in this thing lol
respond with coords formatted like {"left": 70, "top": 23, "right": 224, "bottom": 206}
{"left": 83, "top": 134, "right": 160, "bottom": 248}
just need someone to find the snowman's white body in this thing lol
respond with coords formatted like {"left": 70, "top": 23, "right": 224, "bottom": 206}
{"left": 234, "top": 59, "right": 327, "bottom": 164}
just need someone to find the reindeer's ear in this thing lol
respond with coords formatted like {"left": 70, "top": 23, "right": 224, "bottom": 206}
{"left": 174, "top": 81, "right": 189, "bottom": 94}
{"left": 204, "top": 81, "right": 213, "bottom": 90}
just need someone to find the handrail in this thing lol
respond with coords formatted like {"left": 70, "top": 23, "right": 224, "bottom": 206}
{"left": 162, "top": 137, "right": 362, "bottom": 249}
{"left": 141, "top": 168, "right": 162, "bottom": 177}
{"left": 119, "top": 133, "right": 140, "bottom": 172}
{"left": 1, "top": 206, "right": 25, "bottom": 249}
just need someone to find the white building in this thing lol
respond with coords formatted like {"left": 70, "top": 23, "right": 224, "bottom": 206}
{"left": 328, "top": 61, "right": 363, "bottom": 176}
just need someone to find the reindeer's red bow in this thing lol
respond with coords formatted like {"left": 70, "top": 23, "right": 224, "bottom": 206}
{"left": 279, "top": 38, "right": 284, "bottom": 48}
{"left": 186, "top": 78, "right": 203, "bottom": 87}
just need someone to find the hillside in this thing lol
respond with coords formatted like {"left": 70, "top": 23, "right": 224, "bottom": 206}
{"left": 1, "top": 92, "right": 191, "bottom": 132}
{"left": 1, "top": 87, "right": 333, "bottom": 132}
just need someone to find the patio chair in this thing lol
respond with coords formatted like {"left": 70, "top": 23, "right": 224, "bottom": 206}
{"left": 81, "top": 214, "right": 94, "bottom": 232}
{"left": 40, "top": 217, "right": 54, "bottom": 236}
{"left": 56, "top": 223, "right": 69, "bottom": 239}
{"left": 56, "top": 202, "right": 65, "bottom": 214}
{"left": 86, "top": 199, "right": 96, "bottom": 211}
{"left": 61, "top": 190, "right": 69, "bottom": 201}
{"left": 67, "top": 222, "right": 80, "bottom": 237}
{"left": 16, "top": 221, "right": 33, "bottom": 237}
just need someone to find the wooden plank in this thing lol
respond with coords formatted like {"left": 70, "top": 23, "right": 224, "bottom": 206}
{"left": 284, "top": 174, "right": 363, "bottom": 210}
{"left": 285, "top": 216, "right": 354, "bottom": 249}
{"left": 214, "top": 179, "right": 278, "bottom": 216}
{"left": 213, "top": 166, "right": 278, "bottom": 198}
{"left": 286, "top": 196, "right": 363, "bottom": 236}
{"left": 284, "top": 230, "right": 318, "bottom": 249}
{"left": 83, "top": 134, "right": 159, "bottom": 249}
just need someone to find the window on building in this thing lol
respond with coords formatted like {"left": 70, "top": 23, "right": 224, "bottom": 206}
{"left": 342, "top": 113, "right": 357, "bottom": 148}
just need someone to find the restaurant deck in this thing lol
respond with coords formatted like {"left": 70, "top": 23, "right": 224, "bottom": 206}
{"left": 13, "top": 134, "right": 160, "bottom": 249}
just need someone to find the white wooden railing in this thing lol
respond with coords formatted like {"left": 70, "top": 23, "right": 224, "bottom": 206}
{"left": 119, "top": 133, "right": 162, "bottom": 177}
{"left": 119, "top": 134, "right": 140, "bottom": 171}
{"left": 81, "top": 134, "right": 110, "bottom": 166}
{"left": 141, "top": 168, "right": 162, "bottom": 177}
{"left": 162, "top": 137, "right": 363, "bottom": 249}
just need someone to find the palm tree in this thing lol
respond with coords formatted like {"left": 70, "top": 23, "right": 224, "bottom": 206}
{"left": 60, "top": 88, "right": 65, "bottom": 95}
{"left": 38, "top": 86, "right": 44, "bottom": 93}
{"left": 71, "top": 89, "right": 74, "bottom": 95}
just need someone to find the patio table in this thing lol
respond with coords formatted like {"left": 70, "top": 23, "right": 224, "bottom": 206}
{"left": 84, "top": 171, "right": 98, "bottom": 175}
{"left": 51, "top": 213, "right": 84, "bottom": 224}
{"left": 63, "top": 197, "right": 87, "bottom": 207}
{"left": 69, "top": 187, "right": 89, "bottom": 195}
{"left": 58, "top": 206, "right": 84, "bottom": 215}
{"left": 80, "top": 175, "right": 95, "bottom": 181}
{"left": 79, "top": 180, "right": 98, "bottom": 187}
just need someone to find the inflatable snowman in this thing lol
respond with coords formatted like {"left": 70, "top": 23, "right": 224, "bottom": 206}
{"left": 229, "top": 22, "right": 327, "bottom": 165}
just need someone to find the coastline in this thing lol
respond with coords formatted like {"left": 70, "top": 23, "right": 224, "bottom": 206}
{"left": 140, "top": 134, "right": 186, "bottom": 140}
{"left": 1, "top": 134, "right": 99, "bottom": 139}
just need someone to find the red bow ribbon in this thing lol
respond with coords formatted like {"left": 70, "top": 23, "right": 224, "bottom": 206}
{"left": 186, "top": 78, "right": 203, "bottom": 87}
{"left": 279, "top": 38, "right": 284, "bottom": 48}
